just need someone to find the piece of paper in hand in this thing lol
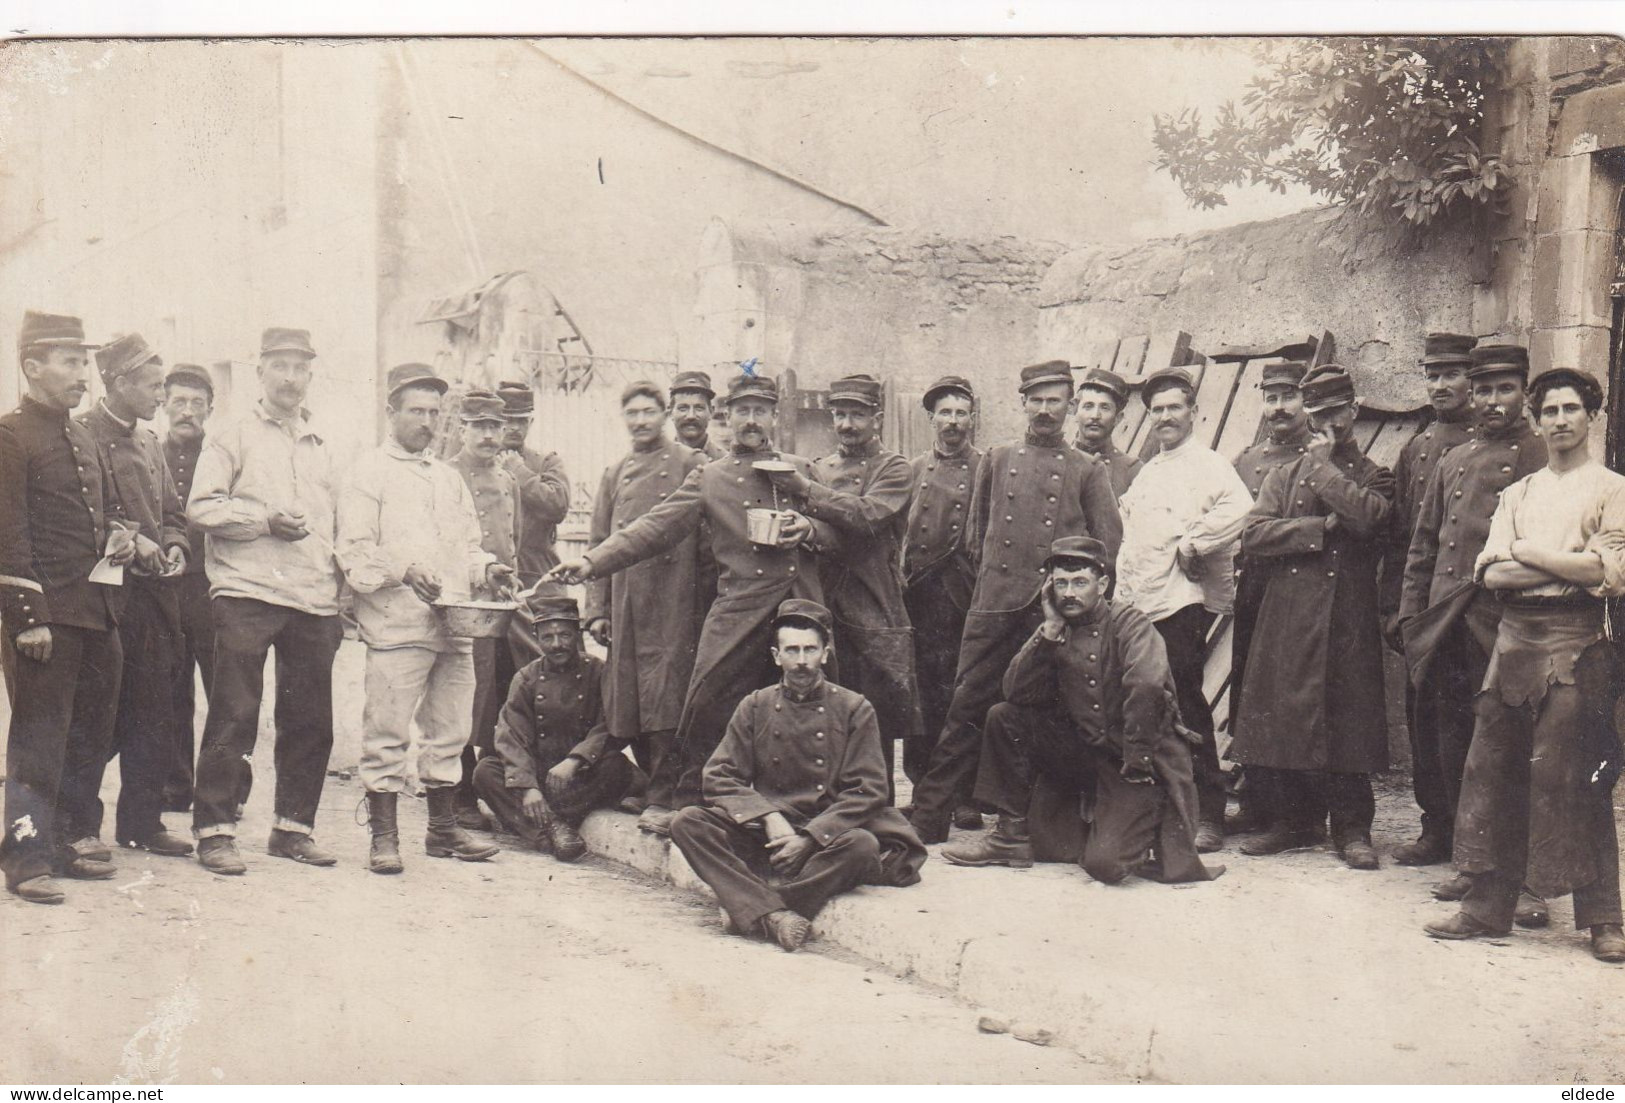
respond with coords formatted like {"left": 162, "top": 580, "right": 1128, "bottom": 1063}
{"left": 90, "top": 525, "right": 136, "bottom": 586}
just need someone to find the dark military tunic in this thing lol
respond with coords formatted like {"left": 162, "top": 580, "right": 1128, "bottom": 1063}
{"left": 1231, "top": 440, "right": 1395, "bottom": 773}
{"left": 1078, "top": 442, "right": 1143, "bottom": 501}
{"left": 1398, "top": 420, "right": 1547, "bottom": 681}
{"left": 1229, "top": 427, "right": 1311, "bottom": 720}
{"left": 967, "top": 431, "right": 1124, "bottom": 612}
{"left": 585, "top": 444, "right": 837, "bottom": 804}
{"left": 1379, "top": 415, "right": 1475, "bottom": 622}
{"left": 703, "top": 678, "right": 927, "bottom": 884}
{"left": 901, "top": 442, "right": 983, "bottom": 778}
{"left": 804, "top": 439, "right": 923, "bottom": 764}
{"left": 503, "top": 446, "right": 570, "bottom": 586}
{"left": 162, "top": 431, "right": 213, "bottom": 812}
{"left": 79, "top": 404, "right": 187, "bottom": 563}
{"left": 584, "top": 440, "right": 708, "bottom": 741}
{"left": 491, "top": 653, "right": 619, "bottom": 788}
{"left": 164, "top": 434, "right": 208, "bottom": 574}
{"left": 0, "top": 396, "right": 123, "bottom": 885}
{"left": 451, "top": 449, "right": 524, "bottom": 751}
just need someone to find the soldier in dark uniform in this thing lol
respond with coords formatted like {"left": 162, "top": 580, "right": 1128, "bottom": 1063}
{"left": 1380, "top": 333, "right": 1478, "bottom": 865}
{"left": 78, "top": 333, "right": 193, "bottom": 857}
{"left": 670, "top": 599, "right": 927, "bottom": 952}
{"left": 583, "top": 381, "right": 708, "bottom": 835}
{"left": 1399, "top": 345, "right": 1548, "bottom": 919}
{"left": 1226, "top": 360, "right": 1312, "bottom": 836}
{"left": 1231, "top": 366, "right": 1394, "bottom": 870}
{"left": 669, "top": 370, "right": 727, "bottom": 460}
{"left": 159, "top": 364, "right": 216, "bottom": 815}
{"left": 1071, "top": 367, "right": 1143, "bottom": 500}
{"left": 1, "top": 311, "right": 134, "bottom": 904}
{"left": 763, "top": 374, "right": 922, "bottom": 796}
{"left": 906, "top": 360, "right": 1123, "bottom": 843}
{"left": 495, "top": 380, "right": 572, "bottom": 589}
{"left": 473, "top": 597, "right": 634, "bottom": 862}
{"left": 549, "top": 374, "right": 840, "bottom": 834}
{"left": 449, "top": 390, "right": 523, "bottom": 831}
{"left": 941, "top": 537, "right": 1223, "bottom": 884}
{"left": 901, "top": 375, "right": 982, "bottom": 803}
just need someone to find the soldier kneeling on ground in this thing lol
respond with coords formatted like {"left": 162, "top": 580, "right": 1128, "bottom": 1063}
{"left": 472, "top": 597, "right": 637, "bottom": 861}
{"left": 941, "top": 537, "right": 1225, "bottom": 885}
{"left": 671, "top": 599, "right": 928, "bottom": 952}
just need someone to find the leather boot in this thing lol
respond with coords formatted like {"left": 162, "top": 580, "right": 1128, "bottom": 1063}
{"left": 1393, "top": 828, "right": 1451, "bottom": 866}
{"left": 454, "top": 783, "right": 492, "bottom": 832}
{"left": 941, "top": 815, "right": 1033, "bottom": 868}
{"left": 1240, "top": 825, "right": 1322, "bottom": 857}
{"left": 366, "top": 791, "right": 403, "bottom": 875}
{"left": 529, "top": 788, "right": 586, "bottom": 862}
{"left": 425, "top": 787, "right": 500, "bottom": 861}
{"left": 1513, "top": 889, "right": 1549, "bottom": 928}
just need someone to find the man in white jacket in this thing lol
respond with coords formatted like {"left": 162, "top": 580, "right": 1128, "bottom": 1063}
{"left": 1115, "top": 366, "right": 1253, "bottom": 852}
{"left": 337, "top": 363, "right": 513, "bottom": 874}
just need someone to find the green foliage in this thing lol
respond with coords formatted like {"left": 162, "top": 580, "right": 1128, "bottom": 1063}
{"left": 1152, "top": 38, "right": 1512, "bottom": 228}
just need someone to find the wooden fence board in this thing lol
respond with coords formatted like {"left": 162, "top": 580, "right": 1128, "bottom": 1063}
{"left": 1215, "top": 360, "right": 1268, "bottom": 460}
{"left": 1140, "top": 330, "right": 1193, "bottom": 381}
{"left": 1113, "top": 335, "right": 1150, "bottom": 380}
{"left": 1192, "top": 359, "right": 1243, "bottom": 450}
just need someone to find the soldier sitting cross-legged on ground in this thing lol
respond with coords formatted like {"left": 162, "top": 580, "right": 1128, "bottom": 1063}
{"left": 671, "top": 599, "right": 928, "bottom": 952}
{"left": 940, "top": 537, "right": 1224, "bottom": 884}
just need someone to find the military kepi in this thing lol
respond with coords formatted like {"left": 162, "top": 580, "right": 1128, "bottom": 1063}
{"left": 922, "top": 374, "right": 974, "bottom": 411}
{"left": 772, "top": 597, "right": 833, "bottom": 636}
{"left": 829, "top": 374, "right": 882, "bottom": 408}
{"left": 1141, "top": 365, "right": 1196, "bottom": 408}
{"left": 527, "top": 596, "right": 581, "bottom": 625}
{"left": 386, "top": 362, "right": 447, "bottom": 401}
{"left": 95, "top": 333, "right": 161, "bottom": 382}
{"left": 1017, "top": 360, "right": 1072, "bottom": 394}
{"left": 1259, "top": 360, "right": 1309, "bottom": 389}
{"left": 496, "top": 379, "right": 535, "bottom": 416}
{"left": 459, "top": 389, "right": 507, "bottom": 423}
{"left": 166, "top": 363, "right": 214, "bottom": 399}
{"left": 1301, "top": 364, "right": 1358, "bottom": 412}
{"left": 1422, "top": 332, "right": 1477, "bottom": 367}
{"left": 1078, "top": 367, "right": 1130, "bottom": 408}
{"left": 1043, "top": 536, "right": 1113, "bottom": 575}
{"left": 670, "top": 370, "right": 716, "bottom": 399}
{"left": 1466, "top": 343, "right": 1530, "bottom": 382}
{"left": 19, "top": 310, "right": 98, "bottom": 352}
{"left": 724, "top": 373, "right": 779, "bottom": 405}
{"left": 261, "top": 327, "right": 316, "bottom": 358}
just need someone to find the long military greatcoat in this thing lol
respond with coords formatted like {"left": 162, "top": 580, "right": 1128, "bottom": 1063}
{"left": 584, "top": 439, "right": 708, "bottom": 742}
{"left": 584, "top": 444, "right": 837, "bottom": 755}
{"left": 804, "top": 439, "right": 923, "bottom": 746}
{"left": 505, "top": 446, "right": 571, "bottom": 586}
{"left": 1231, "top": 439, "right": 1395, "bottom": 774}
{"left": 1378, "top": 414, "right": 1475, "bottom": 623}
{"left": 1228, "top": 428, "right": 1311, "bottom": 718}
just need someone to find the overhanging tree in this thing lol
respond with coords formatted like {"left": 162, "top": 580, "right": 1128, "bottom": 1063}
{"left": 1152, "top": 38, "right": 1512, "bottom": 229}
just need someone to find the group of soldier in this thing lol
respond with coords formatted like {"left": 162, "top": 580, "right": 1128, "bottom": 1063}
{"left": 2, "top": 307, "right": 1621, "bottom": 964}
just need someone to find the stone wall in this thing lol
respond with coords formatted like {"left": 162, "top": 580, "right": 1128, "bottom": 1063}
{"left": 683, "top": 220, "right": 1066, "bottom": 443}
{"left": 1035, "top": 207, "right": 1486, "bottom": 411}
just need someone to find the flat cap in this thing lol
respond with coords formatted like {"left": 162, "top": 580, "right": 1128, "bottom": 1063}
{"left": 526, "top": 595, "right": 581, "bottom": 625}
{"left": 386, "top": 362, "right": 447, "bottom": 401}
{"left": 771, "top": 597, "right": 833, "bottom": 636}
{"left": 260, "top": 327, "right": 315, "bottom": 359}
{"left": 828, "top": 374, "right": 882, "bottom": 408}
{"left": 724, "top": 373, "right": 780, "bottom": 406}
{"left": 669, "top": 370, "right": 716, "bottom": 399}
{"left": 922, "top": 374, "right": 975, "bottom": 411}
{"left": 19, "top": 310, "right": 98, "bottom": 353}
{"left": 95, "top": 333, "right": 162, "bottom": 383}
{"left": 458, "top": 389, "right": 508, "bottom": 423}
{"left": 1018, "top": 360, "right": 1073, "bottom": 394}
{"left": 1077, "top": 367, "right": 1130, "bottom": 407}
{"left": 496, "top": 380, "right": 535, "bottom": 416}
{"left": 1141, "top": 365, "right": 1196, "bottom": 408}
{"left": 1422, "top": 332, "right": 1477, "bottom": 367}
{"left": 1259, "top": 360, "right": 1309, "bottom": 389}
{"left": 1043, "top": 536, "right": 1113, "bottom": 576}
{"left": 165, "top": 364, "right": 214, "bottom": 399}
{"left": 1301, "top": 364, "right": 1358, "bottom": 413}
{"left": 1466, "top": 344, "right": 1530, "bottom": 382}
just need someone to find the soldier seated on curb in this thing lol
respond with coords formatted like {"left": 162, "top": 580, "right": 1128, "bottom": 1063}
{"left": 670, "top": 599, "right": 928, "bottom": 952}
{"left": 472, "top": 596, "right": 636, "bottom": 862}
{"left": 941, "top": 537, "right": 1225, "bottom": 885}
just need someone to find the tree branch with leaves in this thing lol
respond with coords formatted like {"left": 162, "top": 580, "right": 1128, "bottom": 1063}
{"left": 1152, "top": 38, "right": 1512, "bottom": 229}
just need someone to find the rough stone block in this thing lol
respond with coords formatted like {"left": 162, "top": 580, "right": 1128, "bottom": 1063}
{"left": 1530, "top": 229, "right": 1613, "bottom": 329}
{"left": 1528, "top": 324, "right": 1612, "bottom": 378}
{"left": 1554, "top": 81, "right": 1625, "bottom": 155}
{"left": 1535, "top": 152, "right": 1620, "bottom": 234}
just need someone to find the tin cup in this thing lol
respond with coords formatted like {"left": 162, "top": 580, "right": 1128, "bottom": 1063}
{"left": 746, "top": 507, "right": 787, "bottom": 546}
